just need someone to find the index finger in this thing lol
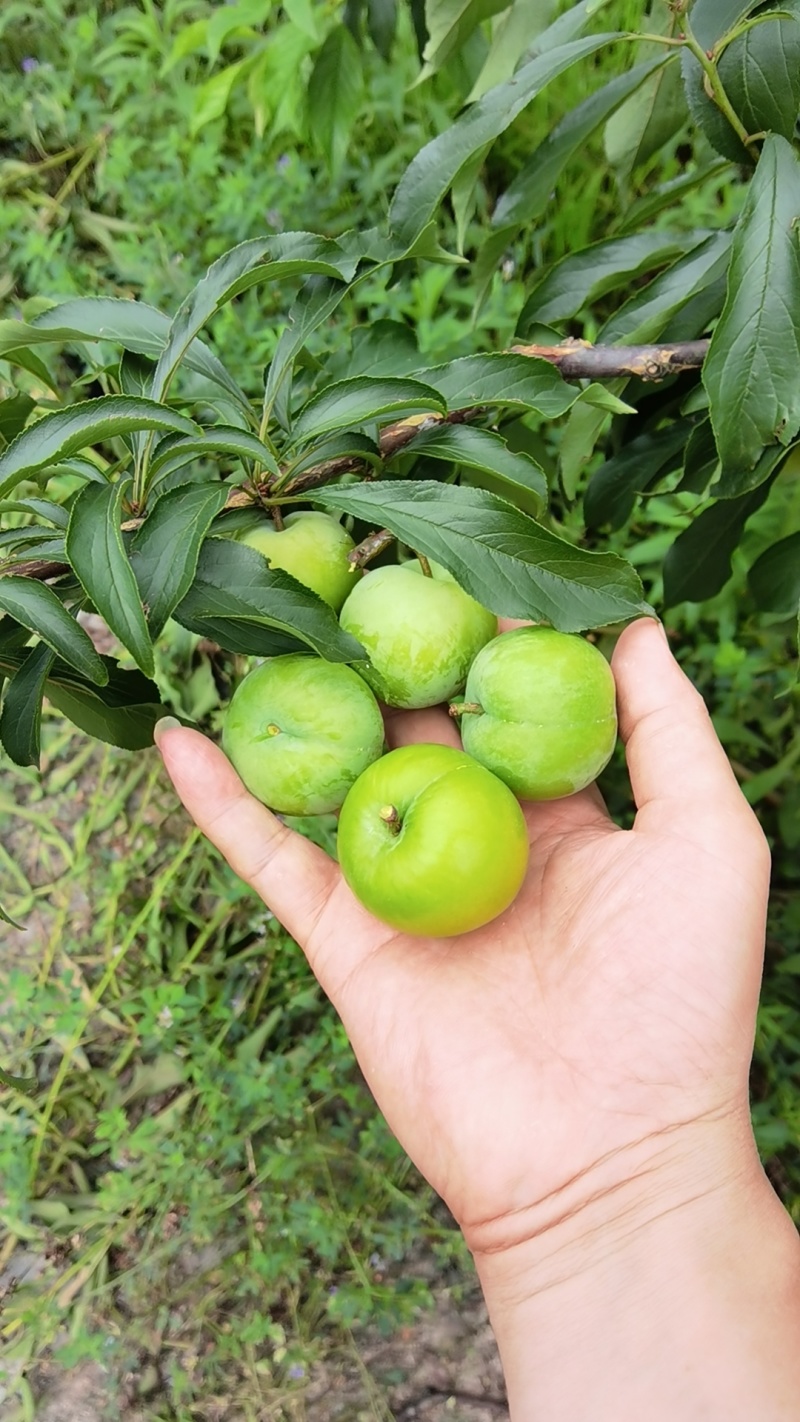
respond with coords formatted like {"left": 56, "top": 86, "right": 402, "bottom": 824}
{"left": 154, "top": 722, "right": 339, "bottom": 946}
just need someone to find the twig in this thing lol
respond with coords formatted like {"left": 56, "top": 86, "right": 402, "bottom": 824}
{"left": 348, "top": 528, "right": 395, "bottom": 568}
{"left": 509, "top": 338, "right": 710, "bottom": 380}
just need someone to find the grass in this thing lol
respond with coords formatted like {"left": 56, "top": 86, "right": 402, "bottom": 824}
{"left": 0, "top": 714, "right": 469, "bottom": 1417}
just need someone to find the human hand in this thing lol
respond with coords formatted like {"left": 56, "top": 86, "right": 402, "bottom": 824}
{"left": 154, "top": 618, "right": 771, "bottom": 1257}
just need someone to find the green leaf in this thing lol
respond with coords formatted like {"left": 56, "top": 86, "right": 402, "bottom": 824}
{"left": 493, "top": 56, "right": 671, "bottom": 228}
{"left": 0, "top": 397, "right": 197, "bottom": 500}
{"left": 284, "top": 430, "right": 382, "bottom": 480}
{"left": 604, "top": 48, "right": 686, "bottom": 177}
{"left": 307, "top": 27, "right": 365, "bottom": 175}
{"left": 714, "top": 439, "right": 799, "bottom": 500}
{"left": 677, "top": 419, "right": 719, "bottom": 494}
{"left": 315, "top": 480, "right": 649, "bottom": 630}
{"left": 599, "top": 232, "right": 731, "bottom": 345}
{"left": 42, "top": 657, "right": 164, "bottom": 750}
{"left": 467, "top": 0, "right": 559, "bottom": 102}
{"left": 618, "top": 160, "right": 729, "bottom": 233}
{"left": 688, "top": 0, "right": 760, "bottom": 48}
{"left": 148, "top": 428, "right": 279, "bottom": 480}
{"left": 518, "top": 233, "right": 703, "bottom": 328}
{"left": 151, "top": 236, "right": 359, "bottom": 404}
{"left": 717, "top": 12, "right": 800, "bottom": 143}
{"left": 413, "top": 353, "right": 575, "bottom": 417}
{"left": 388, "top": 31, "right": 621, "bottom": 247}
{"left": 419, "top": 0, "right": 509, "bottom": 81}
{"left": 0, "top": 642, "right": 54, "bottom": 767}
{"left": 703, "top": 136, "right": 800, "bottom": 480}
{"left": 409, "top": 423, "right": 547, "bottom": 507}
{"left": 662, "top": 477, "right": 776, "bottom": 607}
{"left": 65, "top": 481, "right": 154, "bottom": 677}
{"left": 367, "top": 0, "right": 397, "bottom": 57}
{"left": 0, "top": 498, "right": 69, "bottom": 527}
{"left": 0, "top": 394, "right": 34, "bottom": 444}
{"left": 584, "top": 421, "right": 692, "bottom": 530}
{"left": 263, "top": 277, "right": 352, "bottom": 429}
{"left": 346, "top": 319, "right": 420, "bottom": 378}
{"left": 289, "top": 377, "right": 446, "bottom": 448}
{"left": 130, "top": 483, "right": 231, "bottom": 638}
{"left": 747, "top": 532, "right": 800, "bottom": 612}
{"left": 173, "top": 538, "right": 367, "bottom": 660}
{"left": 28, "top": 298, "right": 250, "bottom": 412}
{"left": 0, "top": 579, "right": 107, "bottom": 684}
{"left": 0, "top": 1063, "right": 37, "bottom": 1090}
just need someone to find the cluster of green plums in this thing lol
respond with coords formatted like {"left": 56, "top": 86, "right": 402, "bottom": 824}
{"left": 222, "top": 512, "right": 618, "bottom": 938}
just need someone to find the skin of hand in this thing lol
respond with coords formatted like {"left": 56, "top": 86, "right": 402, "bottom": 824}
{"left": 155, "top": 617, "right": 800, "bottom": 1418}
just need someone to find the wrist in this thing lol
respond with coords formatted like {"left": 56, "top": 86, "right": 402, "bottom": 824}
{"left": 470, "top": 1111, "right": 800, "bottom": 1421}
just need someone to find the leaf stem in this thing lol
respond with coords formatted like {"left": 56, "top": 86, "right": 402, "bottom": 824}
{"left": 681, "top": 16, "right": 761, "bottom": 162}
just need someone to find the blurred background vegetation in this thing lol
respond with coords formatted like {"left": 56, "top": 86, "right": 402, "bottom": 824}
{"left": 1, "top": 0, "right": 798, "bottom": 1416}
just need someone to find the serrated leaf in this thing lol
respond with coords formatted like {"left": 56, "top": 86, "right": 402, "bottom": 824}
{"left": 0, "top": 642, "right": 54, "bottom": 766}
{"left": 717, "top": 12, "right": 800, "bottom": 143}
{"left": 0, "top": 498, "right": 69, "bottom": 527}
{"left": 307, "top": 27, "right": 365, "bottom": 175}
{"left": 713, "top": 438, "right": 799, "bottom": 500}
{"left": 151, "top": 236, "right": 359, "bottom": 405}
{"left": 173, "top": 537, "right": 366, "bottom": 660}
{"left": 0, "top": 579, "right": 107, "bottom": 684}
{"left": 284, "top": 430, "right": 382, "bottom": 480}
{"left": 148, "top": 428, "right": 279, "bottom": 480}
{"left": 518, "top": 232, "right": 704, "bottom": 328}
{"left": 689, "top": 0, "right": 761, "bottom": 47}
{"left": 346, "top": 320, "right": 420, "bottom": 378}
{"left": 0, "top": 398, "right": 197, "bottom": 500}
{"left": 389, "top": 31, "right": 621, "bottom": 248}
{"left": 130, "top": 483, "right": 230, "bottom": 638}
{"left": 27, "top": 298, "right": 249, "bottom": 412}
{"left": 493, "top": 56, "right": 670, "bottom": 228}
{"left": 66, "top": 481, "right": 154, "bottom": 677}
{"left": 584, "top": 422, "right": 692, "bottom": 530}
{"left": 263, "top": 277, "right": 351, "bottom": 429}
{"left": 289, "top": 377, "right": 446, "bottom": 447}
{"left": 662, "top": 477, "right": 776, "bottom": 607}
{"left": 599, "top": 232, "right": 731, "bottom": 345}
{"left": 703, "top": 136, "right": 800, "bottom": 480}
{"left": 747, "top": 532, "right": 800, "bottom": 612}
{"left": 604, "top": 49, "right": 686, "bottom": 177}
{"left": 409, "top": 423, "right": 547, "bottom": 506}
{"left": 413, "top": 353, "right": 575, "bottom": 416}
{"left": 315, "top": 479, "right": 648, "bottom": 630}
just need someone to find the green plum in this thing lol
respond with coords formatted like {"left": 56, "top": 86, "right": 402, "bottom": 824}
{"left": 223, "top": 655, "right": 384, "bottom": 815}
{"left": 337, "top": 744, "right": 529, "bottom": 937}
{"left": 452, "top": 626, "right": 617, "bottom": 801}
{"left": 339, "top": 559, "right": 496, "bottom": 709}
{"left": 238, "top": 511, "right": 360, "bottom": 611}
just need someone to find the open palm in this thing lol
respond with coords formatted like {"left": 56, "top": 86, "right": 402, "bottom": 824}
{"left": 156, "top": 619, "right": 770, "bottom": 1254}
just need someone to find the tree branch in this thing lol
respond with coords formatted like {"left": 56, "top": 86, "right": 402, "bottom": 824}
{"left": 509, "top": 338, "right": 710, "bottom": 380}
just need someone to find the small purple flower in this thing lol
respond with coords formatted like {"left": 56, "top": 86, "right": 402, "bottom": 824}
{"left": 21, "top": 57, "right": 39, "bottom": 73}
{"left": 288, "top": 1363, "right": 306, "bottom": 1381}
{"left": 276, "top": 154, "right": 290, "bottom": 172}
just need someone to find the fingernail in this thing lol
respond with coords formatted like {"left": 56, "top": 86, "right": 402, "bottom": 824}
{"left": 153, "top": 715, "right": 181, "bottom": 746}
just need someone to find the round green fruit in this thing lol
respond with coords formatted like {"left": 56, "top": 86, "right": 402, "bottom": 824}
{"left": 339, "top": 560, "right": 496, "bottom": 709}
{"left": 238, "top": 511, "right": 360, "bottom": 611}
{"left": 222, "top": 655, "right": 384, "bottom": 815}
{"left": 453, "top": 626, "right": 617, "bottom": 801}
{"left": 337, "top": 743, "right": 529, "bottom": 937}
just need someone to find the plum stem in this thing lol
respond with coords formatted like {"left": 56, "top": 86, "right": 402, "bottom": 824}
{"left": 271, "top": 506, "right": 285, "bottom": 531}
{"left": 449, "top": 701, "right": 483, "bottom": 718}
{"left": 415, "top": 553, "right": 433, "bottom": 577}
